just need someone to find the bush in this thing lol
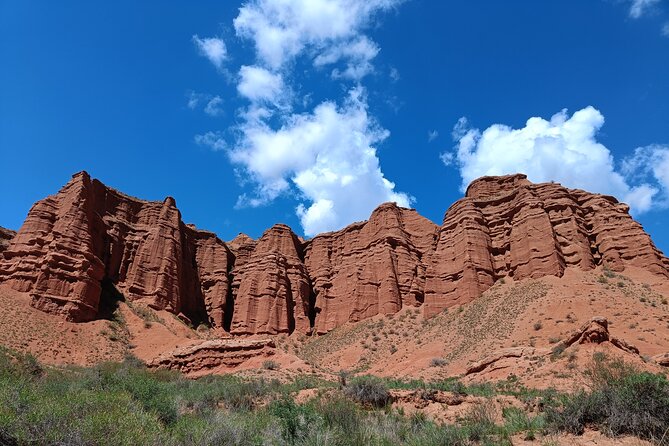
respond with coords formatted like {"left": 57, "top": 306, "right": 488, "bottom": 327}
{"left": 344, "top": 375, "right": 391, "bottom": 408}
{"left": 262, "top": 360, "right": 280, "bottom": 371}
{"left": 546, "top": 354, "right": 669, "bottom": 442}
{"left": 430, "top": 358, "right": 448, "bottom": 367}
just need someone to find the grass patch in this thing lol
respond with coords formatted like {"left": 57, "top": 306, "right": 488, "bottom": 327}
{"left": 0, "top": 346, "right": 665, "bottom": 445}
{"left": 545, "top": 353, "right": 669, "bottom": 443}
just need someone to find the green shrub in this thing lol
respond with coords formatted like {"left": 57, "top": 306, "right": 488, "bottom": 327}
{"left": 546, "top": 354, "right": 669, "bottom": 442}
{"left": 268, "top": 398, "right": 321, "bottom": 443}
{"left": 344, "top": 375, "right": 391, "bottom": 408}
{"left": 430, "top": 358, "right": 448, "bottom": 367}
{"left": 262, "top": 359, "right": 280, "bottom": 370}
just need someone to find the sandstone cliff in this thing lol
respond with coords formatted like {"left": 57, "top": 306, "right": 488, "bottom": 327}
{"left": 1, "top": 172, "right": 667, "bottom": 332}
{"left": 423, "top": 174, "right": 669, "bottom": 316}
{"left": 304, "top": 203, "right": 438, "bottom": 334}
{"left": 230, "top": 224, "right": 311, "bottom": 335}
{"left": 0, "top": 172, "right": 233, "bottom": 324}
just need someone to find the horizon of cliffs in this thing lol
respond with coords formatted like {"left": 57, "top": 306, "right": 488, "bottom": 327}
{"left": 0, "top": 171, "right": 667, "bottom": 335}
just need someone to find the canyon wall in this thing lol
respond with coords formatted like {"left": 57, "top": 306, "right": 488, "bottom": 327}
{"left": 423, "top": 174, "right": 669, "bottom": 316}
{"left": 1, "top": 172, "right": 666, "bottom": 332}
{"left": 0, "top": 172, "right": 232, "bottom": 324}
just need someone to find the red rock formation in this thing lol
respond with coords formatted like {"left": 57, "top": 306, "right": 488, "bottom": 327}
{"left": 147, "top": 338, "right": 276, "bottom": 374}
{"left": 465, "top": 317, "right": 640, "bottom": 376}
{"left": 0, "top": 172, "right": 233, "bottom": 324}
{"left": 227, "top": 233, "right": 256, "bottom": 271}
{"left": 556, "top": 316, "right": 639, "bottom": 354}
{"left": 183, "top": 227, "right": 234, "bottom": 328}
{"left": 2, "top": 172, "right": 666, "bottom": 334}
{"left": 423, "top": 174, "right": 669, "bottom": 317}
{"left": 0, "top": 227, "right": 16, "bottom": 253}
{"left": 304, "top": 203, "right": 438, "bottom": 334}
{"left": 230, "top": 224, "right": 311, "bottom": 335}
{"left": 0, "top": 172, "right": 107, "bottom": 320}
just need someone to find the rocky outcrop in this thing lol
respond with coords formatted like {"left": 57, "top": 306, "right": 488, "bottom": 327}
{"left": 555, "top": 316, "right": 639, "bottom": 354}
{"left": 423, "top": 174, "right": 669, "bottom": 317}
{"left": 147, "top": 338, "right": 276, "bottom": 374}
{"left": 228, "top": 233, "right": 256, "bottom": 271}
{"left": 465, "top": 318, "right": 640, "bottom": 376}
{"left": 230, "top": 225, "right": 311, "bottom": 335}
{"left": 1, "top": 172, "right": 667, "bottom": 333}
{"left": 465, "top": 347, "right": 549, "bottom": 375}
{"left": 304, "top": 203, "right": 438, "bottom": 334}
{"left": 653, "top": 353, "right": 669, "bottom": 367}
{"left": 0, "top": 227, "right": 15, "bottom": 253}
{"left": 0, "top": 172, "right": 233, "bottom": 324}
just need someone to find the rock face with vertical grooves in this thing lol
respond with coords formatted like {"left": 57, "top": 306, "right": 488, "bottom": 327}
{"left": 1, "top": 172, "right": 667, "bottom": 333}
{"left": 0, "top": 172, "right": 233, "bottom": 324}
{"left": 230, "top": 225, "right": 311, "bottom": 335}
{"left": 303, "top": 203, "right": 438, "bottom": 334}
{"left": 423, "top": 174, "right": 669, "bottom": 316}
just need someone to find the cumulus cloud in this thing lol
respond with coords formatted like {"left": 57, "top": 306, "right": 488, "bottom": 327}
{"left": 230, "top": 87, "right": 411, "bottom": 236}
{"left": 622, "top": 144, "right": 669, "bottom": 207}
{"left": 629, "top": 0, "right": 661, "bottom": 18}
{"left": 427, "top": 130, "right": 438, "bottom": 142}
{"left": 193, "top": 0, "right": 408, "bottom": 235}
{"left": 193, "top": 35, "right": 227, "bottom": 69}
{"left": 444, "top": 106, "right": 658, "bottom": 213}
{"left": 237, "top": 65, "right": 287, "bottom": 104}
{"left": 233, "top": 0, "right": 402, "bottom": 69}
{"left": 225, "top": 0, "right": 408, "bottom": 235}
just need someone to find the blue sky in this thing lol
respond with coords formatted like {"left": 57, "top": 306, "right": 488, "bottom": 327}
{"left": 1, "top": 0, "right": 669, "bottom": 252}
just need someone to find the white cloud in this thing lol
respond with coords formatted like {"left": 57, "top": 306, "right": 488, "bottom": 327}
{"left": 230, "top": 87, "right": 412, "bottom": 236}
{"left": 204, "top": 96, "right": 224, "bottom": 116}
{"left": 427, "top": 130, "right": 438, "bottom": 142}
{"left": 193, "top": 0, "right": 408, "bottom": 236}
{"left": 663, "top": 21, "right": 669, "bottom": 36}
{"left": 195, "top": 131, "right": 226, "bottom": 151}
{"left": 445, "top": 106, "right": 658, "bottom": 213}
{"left": 313, "top": 36, "right": 380, "bottom": 80}
{"left": 237, "top": 65, "right": 286, "bottom": 104}
{"left": 193, "top": 35, "right": 227, "bottom": 69}
{"left": 622, "top": 144, "right": 669, "bottom": 207}
{"left": 233, "top": 0, "right": 402, "bottom": 69}
{"left": 629, "top": 0, "right": 661, "bottom": 18}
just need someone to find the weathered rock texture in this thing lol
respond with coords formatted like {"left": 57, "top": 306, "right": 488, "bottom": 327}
{"left": 0, "top": 172, "right": 233, "bottom": 324}
{"left": 465, "top": 317, "right": 639, "bottom": 376}
{"left": 0, "top": 227, "right": 15, "bottom": 253}
{"left": 423, "top": 174, "right": 669, "bottom": 316}
{"left": 1, "top": 172, "right": 667, "bottom": 333}
{"left": 304, "top": 203, "right": 438, "bottom": 334}
{"left": 230, "top": 224, "right": 311, "bottom": 335}
{"left": 148, "top": 338, "right": 276, "bottom": 374}
{"left": 555, "top": 316, "right": 639, "bottom": 355}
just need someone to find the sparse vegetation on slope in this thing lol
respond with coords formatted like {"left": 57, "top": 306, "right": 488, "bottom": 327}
{"left": 0, "top": 346, "right": 666, "bottom": 445}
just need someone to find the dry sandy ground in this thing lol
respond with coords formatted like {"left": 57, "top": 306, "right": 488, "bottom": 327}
{"left": 1, "top": 265, "right": 668, "bottom": 386}
{"left": 292, "top": 265, "right": 669, "bottom": 389}
{"left": 1, "top": 266, "right": 668, "bottom": 445}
